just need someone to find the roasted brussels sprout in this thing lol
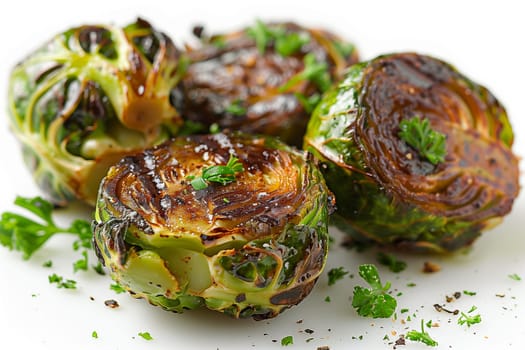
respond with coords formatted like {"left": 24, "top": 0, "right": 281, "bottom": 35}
{"left": 173, "top": 20, "right": 359, "bottom": 146}
{"left": 304, "top": 52, "right": 520, "bottom": 253}
{"left": 8, "top": 18, "right": 184, "bottom": 206}
{"left": 93, "top": 132, "right": 333, "bottom": 319}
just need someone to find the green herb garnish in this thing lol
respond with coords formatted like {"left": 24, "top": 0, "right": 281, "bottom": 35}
{"left": 280, "top": 53, "right": 332, "bottom": 93}
{"left": 92, "top": 262, "right": 106, "bottom": 275}
{"left": 91, "top": 330, "right": 98, "bottom": 339}
{"left": 458, "top": 306, "right": 481, "bottom": 327}
{"left": 328, "top": 266, "right": 349, "bottom": 286}
{"left": 189, "top": 155, "right": 244, "bottom": 191}
{"left": 224, "top": 100, "right": 247, "bottom": 116}
{"left": 48, "top": 273, "right": 77, "bottom": 289}
{"left": 281, "top": 335, "right": 294, "bottom": 346}
{"left": 275, "top": 32, "right": 310, "bottom": 56}
{"left": 405, "top": 319, "right": 438, "bottom": 347}
{"left": 324, "top": 296, "right": 331, "bottom": 302}
{"left": 42, "top": 260, "right": 53, "bottom": 268}
{"left": 508, "top": 273, "right": 521, "bottom": 281}
{"left": 209, "top": 123, "right": 220, "bottom": 134}
{"left": 333, "top": 41, "right": 355, "bottom": 58}
{"left": 0, "top": 196, "right": 92, "bottom": 259}
{"left": 351, "top": 264, "right": 397, "bottom": 318}
{"left": 73, "top": 250, "right": 88, "bottom": 272}
{"left": 110, "top": 283, "right": 126, "bottom": 294}
{"left": 247, "top": 20, "right": 274, "bottom": 54}
{"left": 247, "top": 20, "right": 309, "bottom": 57}
{"left": 399, "top": 116, "right": 447, "bottom": 165}
{"left": 138, "top": 332, "right": 153, "bottom": 341}
{"left": 376, "top": 252, "right": 407, "bottom": 273}
{"left": 463, "top": 290, "right": 477, "bottom": 296}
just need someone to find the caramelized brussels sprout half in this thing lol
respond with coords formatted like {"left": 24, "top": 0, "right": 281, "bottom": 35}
{"left": 93, "top": 133, "right": 333, "bottom": 319}
{"left": 173, "top": 20, "right": 359, "bottom": 146}
{"left": 304, "top": 52, "right": 520, "bottom": 253}
{"left": 8, "top": 18, "right": 184, "bottom": 206}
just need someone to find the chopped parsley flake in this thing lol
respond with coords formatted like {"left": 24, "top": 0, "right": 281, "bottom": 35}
{"left": 224, "top": 100, "right": 247, "bottom": 116}
{"left": 458, "top": 306, "right": 482, "bottom": 327}
{"left": 327, "top": 266, "right": 349, "bottom": 285}
{"left": 73, "top": 250, "right": 88, "bottom": 272}
{"left": 376, "top": 252, "right": 407, "bottom": 273}
{"left": 91, "top": 331, "right": 98, "bottom": 339}
{"left": 48, "top": 273, "right": 77, "bottom": 289}
{"left": 508, "top": 273, "right": 521, "bottom": 281}
{"left": 138, "top": 332, "right": 153, "bottom": 341}
{"left": 110, "top": 283, "right": 126, "bottom": 294}
{"left": 280, "top": 53, "right": 332, "bottom": 93}
{"left": 405, "top": 319, "right": 438, "bottom": 347}
{"left": 281, "top": 335, "right": 294, "bottom": 346}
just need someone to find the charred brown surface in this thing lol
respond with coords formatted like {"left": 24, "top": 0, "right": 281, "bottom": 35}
{"left": 175, "top": 22, "right": 358, "bottom": 146}
{"left": 358, "top": 53, "right": 519, "bottom": 222}
{"left": 99, "top": 133, "right": 314, "bottom": 246}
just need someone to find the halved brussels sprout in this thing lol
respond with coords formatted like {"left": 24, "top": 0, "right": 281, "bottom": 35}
{"left": 93, "top": 132, "right": 333, "bottom": 319}
{"left": 304, "top": 52, "right": 520, "bottom": 253}
{"left": 172, "top": 20, "right": 359, "bottom": 146}
{"left": 8, "top": 18, "right": 184, "bottom": 206}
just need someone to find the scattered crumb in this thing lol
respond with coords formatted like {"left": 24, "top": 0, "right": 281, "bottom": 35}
{"left": 422, "top": 261, "right": 441, "bottom": 273}
{"left": 104, "top": 299, "right": 120, "bottom": 308}
{"left": 317, "top": 346, "right": 330, "bottom": 350}
{"left": 434, "top": 304, "right": 459, "bottom": 315}
{"left": 394, "top": 335, "right": 406, "bottom": 348}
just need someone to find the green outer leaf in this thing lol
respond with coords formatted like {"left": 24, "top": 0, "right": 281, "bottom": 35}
{"left": 7, "top": 20, "right": 183, "bottom": 205}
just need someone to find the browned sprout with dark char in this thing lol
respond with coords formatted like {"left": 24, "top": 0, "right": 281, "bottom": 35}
{"left": 304, "top": 52, "right": 520, "bottom": 253}
{"left": 172, "top": 20, "right": 359, "bottom": 146}
{"left": 93, "top": 132, "right": 333, "bottom": 319}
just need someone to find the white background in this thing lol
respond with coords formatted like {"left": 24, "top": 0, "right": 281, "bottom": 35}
{"left": 0, "top": 1, "right": 524, "bottom": 349}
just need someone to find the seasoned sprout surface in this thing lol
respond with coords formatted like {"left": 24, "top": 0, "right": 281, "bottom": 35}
{"left": 173, "top": 20, "right": 359, "bottom": 146}
{"left": 93, "top": 133, "right": 332, "bottom": 319}
{"left": 304, "top": 52, "right": 520, "bottom": 253}
{"left": 8, "top": 18, "right": 184, "bottom": 206}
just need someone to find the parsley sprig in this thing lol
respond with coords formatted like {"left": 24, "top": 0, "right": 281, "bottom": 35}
{"left": 399, "top": 116, "right": 447, "bottom": 165}
{"left": 405, "top": 319, "right": 438, "bottom": 347}
{"left": 0, "top": 196, "right": 92, "bottom": 259}
{"left": 351, "top": 264, "right": 397, "bottom": 318}
{"left": 189, "top": 155, "right": 244, "bottom": 191}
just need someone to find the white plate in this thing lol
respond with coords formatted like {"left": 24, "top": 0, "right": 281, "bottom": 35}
{"left": 1, "top": 1, "right": 524, "bottom": 349}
